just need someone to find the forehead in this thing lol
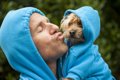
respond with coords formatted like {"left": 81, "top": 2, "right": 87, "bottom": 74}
{"left": 30, "top": 13, "right": 47, "bottom": 22}
{"left": 29, "top": 13, "right": 48, "bottom": 29}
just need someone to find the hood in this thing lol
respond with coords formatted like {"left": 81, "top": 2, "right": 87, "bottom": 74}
{"left": 64, "top": 6, "right": 100, "bottom": 43}
{"left": 0, "top": 7, "right": 56, "bottom": 80}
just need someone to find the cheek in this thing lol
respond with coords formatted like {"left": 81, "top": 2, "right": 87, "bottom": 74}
{"left": 55, "top": 41, "right": 68, "bottom": 57}
{"left": 33, "top": 34, "right": 48, "bottom": 52}
{"left": 76, "top": 28, "right": 83, "bottom": 35}
{"left": 33, "top": 32, "right": 68, "bottom": 60}
{"left": 36, "top": 35, "right": 54, "bottom": 53}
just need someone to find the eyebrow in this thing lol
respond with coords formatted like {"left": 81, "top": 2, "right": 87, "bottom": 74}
{"left": 34, "top": 17, "right": 50, "bottom": 32}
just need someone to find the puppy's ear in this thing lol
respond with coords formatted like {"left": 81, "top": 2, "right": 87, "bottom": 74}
{"left": 70, "top": 14, "right": 79, "bottom": 23}
{"left": 61, "top": 16, "right": 67, "bottom": 24}
{"left": 77, "top": 19, "right": 82, "bottom": 28}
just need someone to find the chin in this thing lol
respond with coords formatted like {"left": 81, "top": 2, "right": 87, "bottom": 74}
{"left": 48, "top": 45, "right": 68, "bottom": 61}
{"left": 59, "top": 44, "right": 68, "bottom": 56}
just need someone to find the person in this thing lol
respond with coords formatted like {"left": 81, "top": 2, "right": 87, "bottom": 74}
{"left": 0, "top": 7, "right": 68, "bottom": 80}
{"left": 58, "top": 6, "right": 116, "bottom": 80}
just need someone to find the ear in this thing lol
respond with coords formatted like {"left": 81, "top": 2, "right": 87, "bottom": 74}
{"left": 61, "top": 16, "right": 67, "bottom": 24}
{"left": 70, "top": 14, "right": 79, "bottom": 23}
{"left": 77, "top": 19, "right": 82, "bottom": 28}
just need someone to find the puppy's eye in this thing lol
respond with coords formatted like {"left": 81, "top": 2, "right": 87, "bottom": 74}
{"left": 69, "top": 22, "right": 73, "bottom": 26}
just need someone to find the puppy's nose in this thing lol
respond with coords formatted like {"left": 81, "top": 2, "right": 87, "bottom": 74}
{"left": 70, "top": 31, "right": 75, "bottom": 37}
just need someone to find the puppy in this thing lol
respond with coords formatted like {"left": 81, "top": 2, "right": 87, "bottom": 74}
{"left": 59, "top": 7, "right": 115, "bottom": 80}
{"left": 60, "top": 13, "right": 84, "bottom": 46}
{"left": 60, "top": 13, "right": 84, "bottom": 80}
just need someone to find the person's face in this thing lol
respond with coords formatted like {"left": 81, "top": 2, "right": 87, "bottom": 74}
{"left": 30, "top": 13, "right": 68, "bottom": 62}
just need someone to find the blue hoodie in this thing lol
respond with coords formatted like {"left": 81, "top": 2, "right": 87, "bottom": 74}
{"left": 0, "top": 7, "right": 57, "bottom": 80}
{"left": 58, "top": 6, "right": 115, "bottom": 80}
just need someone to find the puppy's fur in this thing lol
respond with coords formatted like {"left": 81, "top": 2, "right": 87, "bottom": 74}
{"left": 60, "top": 13, "right": 84, "bottom": 46}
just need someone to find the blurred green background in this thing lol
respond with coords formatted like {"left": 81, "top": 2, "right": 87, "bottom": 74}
{"left": 0, "top": 0, "right": 120, "bottom": 80}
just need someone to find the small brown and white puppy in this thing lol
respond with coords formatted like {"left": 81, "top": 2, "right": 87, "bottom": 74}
{"left": 60, "top": 13, "right": 84, "bottom": 80}
{"left": 60, "top": 13, "right": 84, "bottom": 46}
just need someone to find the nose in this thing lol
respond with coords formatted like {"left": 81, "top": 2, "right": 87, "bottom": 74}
{"left": 70, "top": 30, "right": 76, "bottom": 37}
{"left": 49, "top": 24, "right": 59, "bottom": 34}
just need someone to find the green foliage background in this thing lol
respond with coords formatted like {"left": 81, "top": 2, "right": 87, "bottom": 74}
{"left": 0, "top": 0, "right": 120, "bottom": 80}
